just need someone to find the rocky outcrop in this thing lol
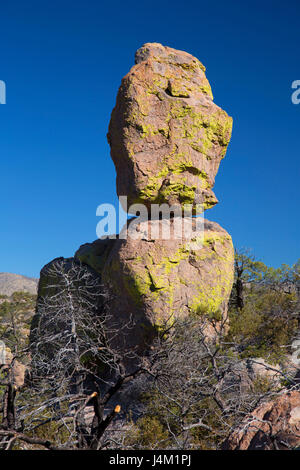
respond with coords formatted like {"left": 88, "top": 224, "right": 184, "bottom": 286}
{"left": 108, "top": 43, "right": 232, "bottom": 212}
{"left": 223, "top": 391, "right": 300, "bottom": 450}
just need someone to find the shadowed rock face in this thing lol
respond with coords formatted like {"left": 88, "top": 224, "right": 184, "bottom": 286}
{"left": 108, "top": 42, "right": 233, "bottom": 213}
{"left": 222, "top": 391, "right": 300, "bottom": 450}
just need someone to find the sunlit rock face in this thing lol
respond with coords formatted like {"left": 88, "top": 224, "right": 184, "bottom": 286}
{"left": 107, "top": 42, "right": 233, "bottom": 213}
{"left": 75, "top": 218, "right": 234, "bottom": 354}
{"left": 223, "top": 391, "right": 300, "bottom": 450}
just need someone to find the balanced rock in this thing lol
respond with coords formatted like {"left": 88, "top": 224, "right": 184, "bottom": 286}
{"left": 108, "top": 42, "right": 233, "bottom": 212}
{"left": 35, "top": 43, "right": 235, "bottom": 367}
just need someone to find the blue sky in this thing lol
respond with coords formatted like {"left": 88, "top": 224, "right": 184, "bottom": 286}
{"left": 0, "top": 0, "right": 299, "bottom": 278}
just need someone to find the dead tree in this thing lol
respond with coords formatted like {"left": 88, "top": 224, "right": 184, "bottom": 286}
{"left": 0, "top": 259, "right": 146, "bottom": 450}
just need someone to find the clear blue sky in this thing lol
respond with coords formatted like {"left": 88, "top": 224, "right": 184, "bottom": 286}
{"left": 0, "top": 0, "right": 299, "bottom": 278}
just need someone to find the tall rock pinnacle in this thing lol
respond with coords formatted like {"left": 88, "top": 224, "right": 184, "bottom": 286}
{"left": 36, "top": 43, "right": 235, "bottom": 365}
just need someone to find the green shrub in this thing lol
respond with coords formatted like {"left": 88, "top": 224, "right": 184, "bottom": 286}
{"left": 227, "top": 289, "right": 298, "bottom": 363}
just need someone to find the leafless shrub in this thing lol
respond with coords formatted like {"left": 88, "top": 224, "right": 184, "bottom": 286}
{"left": 0, "top": 259, "right": 147, "bottom": 450}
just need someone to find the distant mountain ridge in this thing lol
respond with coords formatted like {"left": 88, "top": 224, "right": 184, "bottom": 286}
{"left": 0, "top": 273, "right": 38, "bottom": 296}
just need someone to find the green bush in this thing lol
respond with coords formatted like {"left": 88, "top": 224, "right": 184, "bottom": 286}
{"left": 227, "top": 289, "right": 298, "bottom": 363}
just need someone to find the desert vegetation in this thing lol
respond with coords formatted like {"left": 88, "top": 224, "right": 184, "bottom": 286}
{"left": 0, "top": 250, "right": 299, "bottom": 450}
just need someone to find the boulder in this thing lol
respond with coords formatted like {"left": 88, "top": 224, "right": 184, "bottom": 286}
{"left": 75, "top": 217, "right": 234, "bottom": 353}
{"left": 222, "top": 390, "right": 300, "bottom": 450}
{"left": 108, "top": 42, "right": 233, "bottom": 213}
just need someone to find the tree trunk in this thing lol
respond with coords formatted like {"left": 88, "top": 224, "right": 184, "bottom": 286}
{"left": 236, "top": 278, "right": 244, "bottom": 310}
{"left": 2, "top": 384, "right": 16, "bottom": 430}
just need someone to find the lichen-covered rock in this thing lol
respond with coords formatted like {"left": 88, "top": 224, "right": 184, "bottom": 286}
{"left": 75, "top": 217, "right": 234, "bottom": 353}
{"left": 108, "top": 42, "right": 233, "bottom": 212}
{"left": 222, "top": 391, "right": 300, "bottom": 450}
